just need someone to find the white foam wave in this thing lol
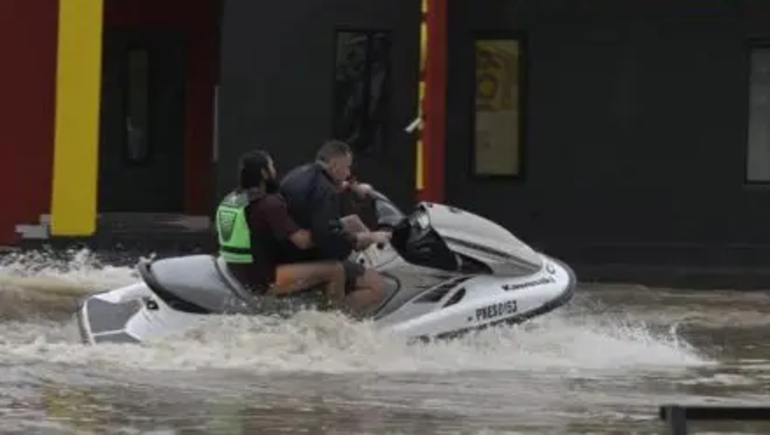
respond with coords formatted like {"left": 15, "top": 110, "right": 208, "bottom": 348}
{"left": 0, "top": 311, "right": 710, "bottom": 374}
{"left": 0, "top": 248, "right": 143, "bottom": 291}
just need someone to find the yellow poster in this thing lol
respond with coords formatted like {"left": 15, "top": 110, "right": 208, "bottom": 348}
{"left": 474, "top": 40, "right": 521, "bottom": 176}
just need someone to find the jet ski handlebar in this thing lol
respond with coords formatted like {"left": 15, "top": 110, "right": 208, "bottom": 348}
{"left": 371, "top": 196, "right": 492, "bottom": 274}
{"left": 388, "top": 205, "right": 464, "bottom": 272}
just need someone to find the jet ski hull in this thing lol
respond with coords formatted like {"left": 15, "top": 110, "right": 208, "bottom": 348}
{"left": 76, "top": 199, "right": 579, "bottom": 345}
{"left": 76, "top": 254, "right": 577, "bottom": 345}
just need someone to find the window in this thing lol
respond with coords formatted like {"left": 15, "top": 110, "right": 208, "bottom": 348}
{"left": 332, "top": 30, "right": 393, "bottom": 155}
{"left": 125, "top": 48, "right": 150, "bottom": 163}
{"left": 473, "top": 37, "right": 524, "bottom": 177}
{"left": 747, "top": 46, "right": 770, "bottom": 183}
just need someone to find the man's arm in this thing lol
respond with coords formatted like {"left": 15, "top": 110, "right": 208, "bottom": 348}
{"left": 347, "top": 181, "right": 374, "bottom": 199}
{"left": 307, "top": 182, "right": 360, "bottom": 258}
{"left": 288, "top": 230, "right": 313, "bottom": 250}
{"left": 256, "top": 196, "right": 313, "bottom": 250}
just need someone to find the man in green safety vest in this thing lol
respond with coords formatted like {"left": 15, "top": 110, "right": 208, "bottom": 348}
{"left": 216, "top": 149, "right": 347, "bottom": 309}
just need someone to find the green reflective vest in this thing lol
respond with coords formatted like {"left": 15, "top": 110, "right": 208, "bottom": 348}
{"left": 215, "top": 189, "right": 261, "bottom": 263}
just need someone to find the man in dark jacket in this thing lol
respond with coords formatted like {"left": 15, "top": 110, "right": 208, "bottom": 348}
{"left": 279, "top": 140, "right": 390, "bottom": 316}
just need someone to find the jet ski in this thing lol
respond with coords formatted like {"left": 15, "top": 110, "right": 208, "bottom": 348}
{"left": 76, "top": 192, "right": 578, "bottom": 345}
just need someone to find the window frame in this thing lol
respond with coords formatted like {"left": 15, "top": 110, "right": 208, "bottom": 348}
{"left": 468, "top": 30, "right": 528, "bottom": 181}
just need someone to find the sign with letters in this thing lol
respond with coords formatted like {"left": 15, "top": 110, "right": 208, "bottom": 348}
{"left": 475, "top": 300, "right": 518, "bottom": 321}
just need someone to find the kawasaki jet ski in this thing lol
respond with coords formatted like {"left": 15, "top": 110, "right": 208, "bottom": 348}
{"left": 76, "top": 193, "right": 577, "bottom": 345}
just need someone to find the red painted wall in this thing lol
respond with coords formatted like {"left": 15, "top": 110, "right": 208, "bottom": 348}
{"left": 419, "top": 0, "right": 448, "bottom": 203}
{"left": 105, "top": 0, "right": 218, "bottom": 215}
{"left": 0, "top": 0, "right": 58, "bottom": 245}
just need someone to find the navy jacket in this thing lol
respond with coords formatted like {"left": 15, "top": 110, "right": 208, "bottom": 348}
{"left": 279, "top": 163, "right": 355, "bottom": 261}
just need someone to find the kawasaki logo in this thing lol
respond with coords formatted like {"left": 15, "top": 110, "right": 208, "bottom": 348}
{"left": 501, "top": 276, "right": 555, "bottom": 291}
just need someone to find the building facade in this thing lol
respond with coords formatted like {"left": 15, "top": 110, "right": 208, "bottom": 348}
{"left": 1, "top": 0, "right": 220, "bottom": 242}
{"left": 442, "top": 0, "right": 770, "bottom": 278}
{"left": 5, "top": 0, "right": 770, "bottom": 284}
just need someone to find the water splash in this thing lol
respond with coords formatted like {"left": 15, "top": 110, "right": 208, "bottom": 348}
{"left": 0, "top": 249, "right": 712, "bottom": 375}
{"left": 0, "top": 249, "right": 145, "bottom": 321}
{"left": 0, "top": 248, "right": 144, "bottom": 290}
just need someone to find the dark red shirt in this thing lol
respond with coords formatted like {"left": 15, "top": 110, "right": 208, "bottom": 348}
{"left": 228, "top": 194, "right": 300, "bottom": 291}
{"left": 249, "top": 194, "right": 300, "bottom": 241}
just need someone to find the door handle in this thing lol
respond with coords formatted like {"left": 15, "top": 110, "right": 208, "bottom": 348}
{"left": 212, "top": 85, "right": 219, "bottom": 162}
{"left": 404, "top": 116, "right": 422, "bottom": 134}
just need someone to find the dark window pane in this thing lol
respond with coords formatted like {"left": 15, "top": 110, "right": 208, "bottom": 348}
{"left": 333, "top": 30, "right": 392, "bottom": 154}
{"left": 126, "top": 48, "right": 150, "bottom": 163}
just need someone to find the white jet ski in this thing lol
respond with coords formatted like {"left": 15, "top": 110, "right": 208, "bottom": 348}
{"left": 76, "top": 193, "right": 577, "bottom": 345}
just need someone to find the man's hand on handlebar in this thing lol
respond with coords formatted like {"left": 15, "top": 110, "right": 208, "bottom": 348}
{"left": 370, "top": 231, "right": 391, "bottom": 246}
{"left": 354, "top": 230, "right": 391, "bottom": 251}
{"left": 342, "top": 179, "right": 374, "bottom": 199}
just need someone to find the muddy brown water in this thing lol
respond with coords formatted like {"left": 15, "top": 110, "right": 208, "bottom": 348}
{"left": 0, "top": 251, "right": 768, "bottom": 434}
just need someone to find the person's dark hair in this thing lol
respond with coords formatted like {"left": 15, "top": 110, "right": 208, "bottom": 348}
{"left": 238, "top": 149, "right": 271, "bottom": 189}
{"left": 316, "top": 140, "right": 352, "bottom": 163}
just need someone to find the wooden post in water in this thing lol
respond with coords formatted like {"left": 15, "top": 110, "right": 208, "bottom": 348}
{"left": 660, "top": 405, "right": 688, "bottom": 435}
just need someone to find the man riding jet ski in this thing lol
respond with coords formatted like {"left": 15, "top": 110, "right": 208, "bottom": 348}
{"left": 215, "top": 149, "right": 349, "bottom": 311}
{"left": 279, "top": 139, "right": 392, "bottom": 316}
{"left": 75, "top": 146, "right": 578, "bottom": 345}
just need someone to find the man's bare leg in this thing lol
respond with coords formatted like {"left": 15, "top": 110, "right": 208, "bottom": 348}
{"left": 342, "top": 269, "right": 387, "bottom": 318}
{"left": 338, "top": 218, "right": 390, "bottom": 317}
{"left": 271, "top": 262, "right": 347, "bottom": 310}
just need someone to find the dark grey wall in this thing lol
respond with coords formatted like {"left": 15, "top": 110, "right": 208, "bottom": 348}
{"left": 446, "top": 0, "right": 770, "bottom": 267}
{"left": 217, "top": 0, "right": 420, "bottom": 210}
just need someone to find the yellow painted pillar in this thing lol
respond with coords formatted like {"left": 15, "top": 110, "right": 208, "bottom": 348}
{"left": 416, "top": 0, "right": 428, "bottom": 192}
{"left": 50, "top": 0, "right": 104, "bottom": 236}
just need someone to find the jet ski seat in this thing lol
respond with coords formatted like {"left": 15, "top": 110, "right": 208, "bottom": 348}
{"left": 214, "top": 256, "right": 256, "bottom": 299}
{"left": 139, "top": 255, "right": 255, "bottom": 313}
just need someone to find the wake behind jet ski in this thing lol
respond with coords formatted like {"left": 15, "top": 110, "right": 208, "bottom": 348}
{"left": 76, "top": 193, "right": 578, "bottom": 345}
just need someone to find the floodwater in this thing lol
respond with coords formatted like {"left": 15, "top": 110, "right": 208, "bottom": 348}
{"left": 0, "top": 249, "right": 768, "bottom": 434}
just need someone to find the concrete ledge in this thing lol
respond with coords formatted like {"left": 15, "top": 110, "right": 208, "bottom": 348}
{"left": 574, "top": 263, "right": 770, "bottom": 290}
{"left": 11, "top": 240, "right": 770, "bottom": 290}
{"left": 16, "top": 213, "right": 215, "bottom": 257}
{"left": 11, "top": 218, "right": 770, "bottom": 289}
{"left": 542, "top": 240, "right": 770, "bottom": 269}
